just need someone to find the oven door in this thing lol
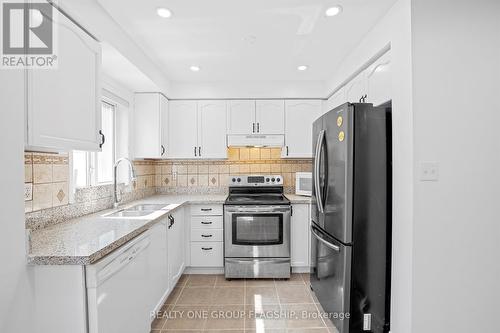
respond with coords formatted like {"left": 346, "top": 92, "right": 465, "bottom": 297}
{"left": 224, "top": 205, "right": 291, "bottom": 258}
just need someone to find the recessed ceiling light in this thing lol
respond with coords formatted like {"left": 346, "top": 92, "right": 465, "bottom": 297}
{"left": 325, "top": 5, "right": 343, "bottom": 17}
{"left": 156, "top": 7, "right": 172, "bottom": 18}
{"left": 190, "top": 65, "right": 200, "bottom": 72}
{"left": 297, "top": 65, "right": 308, "bottom": 71}
{"left": 243, "top": 35, "right": 257, "bottom": 45}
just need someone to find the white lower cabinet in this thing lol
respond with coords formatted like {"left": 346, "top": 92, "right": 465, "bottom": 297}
{"left": 168, "top": 209, "right": 185, "bottom": 286}
{"left": 148, "top": 219, "right": 169, "bottom": 315}
{"left": 291, "top": 204, "right": 310, "bottom": 268}
{"left": 189, "top": 204, "right": 224, "bottom": 268}
{"left": 190, "top": 242, "right": 224, "bottom": 267}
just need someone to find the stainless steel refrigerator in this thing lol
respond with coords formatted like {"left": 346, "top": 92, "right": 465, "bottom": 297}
{"left": 310, "top": 102, "right": 392, "bottom": 333}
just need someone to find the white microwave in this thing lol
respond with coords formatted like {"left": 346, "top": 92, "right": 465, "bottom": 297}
{"left": 295, "top": 172, "right": 312, "bottom": 196}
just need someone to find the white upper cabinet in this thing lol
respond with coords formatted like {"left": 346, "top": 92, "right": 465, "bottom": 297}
{"left": 255, "top": 100, "right": 285, "bottom": 134}
{"left": 169, "top": 100, "right": 228, "bottom": 159}
{"left": 26, "top": 9, "right": 101, "bottom": 151}
{"left": 197, "top": 101, "right": 227, "bottom": 159}
{"left": 366, "top": 51, "right": 391, "bottom": 106}
{"left": 283, "top": 100, "right": 322, "bottom": 158}
{"left": 345, "top": 70, "right": 367, "bottom": 103}
{"left": 227, "top": 100, "right": 255, "bottom": 134}
{"left": 133, "top": 93, "right": 167, "bottom": 159}
{"left": 168, "top": 101, "right": 198, "bottom": 159}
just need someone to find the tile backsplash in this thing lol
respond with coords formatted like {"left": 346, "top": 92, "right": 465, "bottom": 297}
{"left": 24, "top": 148, "right": 311, "bottom": 229}
{"left": 25, "top": 152, "right": 69, "bottom": 213}
{"left": 155, "top": 148, "right": 312, "bottom": 194}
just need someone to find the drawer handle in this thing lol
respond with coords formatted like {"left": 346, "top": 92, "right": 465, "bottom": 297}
{"left": 201, "top": 221, "right": 212, "bottom": 225}
{"left": 201, "top": 234, "right": 213, "bottom": 238}
{"left": 202, "top": 247, "right": 213, "bottom": 251}
{"left": 200, "top": 208, "right": 212, "bottom": 211}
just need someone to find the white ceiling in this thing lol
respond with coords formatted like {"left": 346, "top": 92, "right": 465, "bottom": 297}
{"left": 97, "top": 0, "right": 397, "bottom": 83}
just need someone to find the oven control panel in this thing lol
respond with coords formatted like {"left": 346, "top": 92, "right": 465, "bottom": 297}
{"left": 229, "top": 175, "right": 283, "bottom": 186}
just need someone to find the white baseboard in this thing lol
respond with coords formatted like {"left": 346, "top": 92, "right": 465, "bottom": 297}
{"left": 185, "top": 267, "right": 224, "bottom": 274}
{"left": 185, "top": 266, "right": 310, "bottom": 274}
{"left": 292, "top": 266, "right": 311, "bottom": 273}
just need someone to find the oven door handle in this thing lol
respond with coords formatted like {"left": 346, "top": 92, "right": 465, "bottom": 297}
{"left": 311, "top": 225, "right": 340, "bottom": 252}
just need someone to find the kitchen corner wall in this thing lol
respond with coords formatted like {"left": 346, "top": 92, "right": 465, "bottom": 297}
{"left": 155, "top": 147, "right": 312, "bottom": 194}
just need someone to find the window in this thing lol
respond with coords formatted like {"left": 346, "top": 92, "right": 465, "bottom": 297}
{"left": 72, "top": 101, "right": 116, "bottom": 187}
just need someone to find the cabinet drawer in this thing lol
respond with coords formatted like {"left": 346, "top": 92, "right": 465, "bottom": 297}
{"left": 191, "top": 229, "right": 223, "bottom": 242}
{"left": 190, "top": 204, "right": 223, "bottom": 216}
{"left": 191, "top": 215, "right": 223, "bottom": 229}
{"left": 190, "top": 242, "right": 223, "bottom": 267}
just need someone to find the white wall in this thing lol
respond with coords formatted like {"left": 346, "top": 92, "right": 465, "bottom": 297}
{"left": 168, "top": 80, "right": 325, "bottom": 99}
{"left": 0, "top": 64, "right": 35, "bottom": 333}
{"left": 411, "top": 0, "right": 500, "bottom": 332}
{"left": 324, "top": 0, "right": 414, "bottom": 332}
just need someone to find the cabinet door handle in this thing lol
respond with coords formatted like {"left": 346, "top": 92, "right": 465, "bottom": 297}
{"left": 202, "top": 247, "right": 213, "bottom": 251}
{"left": 252, "top": 123, "right": 255, "bottom": 133}
{"left": 201, "top": 234, "right": 213, "bottom": 238}
{"left": 257, "top": 123, "right": 260, "bottom": 133}
{"left": 161, "top": 145, "right": 165, "bottom": 156}
{"left": 286, "top": 145, "right": 289, "bottom": 156}
{"left": 99, "top": 130, "right": 105, "bottom": 148}
{"left": 201, "top": 221, "right": 212, "bottom": 225}
{"left": 201, "top": 208, "right": 212, "bottom": 211}
{"left": 198, "top": 146, "right": 201, "bottom": 157}
{"left": 194, "top": 146, "right": 197, "bottom": 157}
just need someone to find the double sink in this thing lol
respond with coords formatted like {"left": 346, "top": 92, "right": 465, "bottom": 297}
{"left": 103, "top": 203, "right": 174, "bottom": 218}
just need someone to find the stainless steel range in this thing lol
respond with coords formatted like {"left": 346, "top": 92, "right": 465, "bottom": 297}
{"left": 224, "top": 175, "right": 291, "bottom": 279}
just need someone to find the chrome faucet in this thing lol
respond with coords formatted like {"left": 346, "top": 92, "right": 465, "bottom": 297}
{"left": 113, "top": 157, "right": 137, "bottom": 208}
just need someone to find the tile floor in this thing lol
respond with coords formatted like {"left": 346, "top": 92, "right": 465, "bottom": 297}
{"left": 151, "top": 273, "right": 339, "bottom": 333}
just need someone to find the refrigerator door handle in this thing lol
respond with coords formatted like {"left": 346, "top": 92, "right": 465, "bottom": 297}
{"left": 311, "top": 225, "right": 340, "bottom": 252}
{"left": 314, "top": 130, "right": 326, "bottom": 213}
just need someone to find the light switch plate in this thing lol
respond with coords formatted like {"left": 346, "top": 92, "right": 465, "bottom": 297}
{"left": 419, "top": 162, "right": 439, "bottom": 181}
{"left": 25, "top": 183, "right": 33, "bottom": 201}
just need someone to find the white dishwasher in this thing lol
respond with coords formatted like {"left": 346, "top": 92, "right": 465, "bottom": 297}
{"left": 86, "top": 232, "right": 152, "bottom": 333}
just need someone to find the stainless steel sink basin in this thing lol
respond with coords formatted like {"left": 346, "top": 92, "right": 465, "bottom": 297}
{"left": 126, "top": 204, "right": 170, "bottom": 211}
{"left": 104, "top": 210, "right": 155, "bottom": 218}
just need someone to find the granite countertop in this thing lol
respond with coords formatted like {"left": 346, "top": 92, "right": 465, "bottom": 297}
{"left": 28, "top": 194, "right": 227, "bottom": 265}
{"left": 285, "top": 194, "right": 312, "bottom": 204}
{"left": 28, "top": 193, "right": 309, "bottom": 266}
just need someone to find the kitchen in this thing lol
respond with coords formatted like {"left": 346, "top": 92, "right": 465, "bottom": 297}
{"left": 1, "top": 1, "right": 499, "bottom": 333}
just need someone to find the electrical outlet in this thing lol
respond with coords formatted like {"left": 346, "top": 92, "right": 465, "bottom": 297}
{"left": 172, "top": 171, "right": 177, "bottom": 181}
{"left": 25, "top": 183, "right": 33, "bottom": 201}
{"left": 419, "top": 162, "right": 439, "bottom": 181}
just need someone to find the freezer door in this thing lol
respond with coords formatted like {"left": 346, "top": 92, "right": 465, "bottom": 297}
{"left": 310, "top": 223, "right": 351, "bottom": 333}
{"left": 320, "top": 103, "right": 354, "bottom": 243}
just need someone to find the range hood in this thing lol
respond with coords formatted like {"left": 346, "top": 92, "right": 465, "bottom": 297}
{"left": 227, "top": 134, "right": 285, "bottom": 147}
